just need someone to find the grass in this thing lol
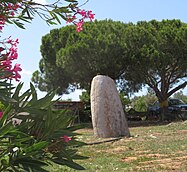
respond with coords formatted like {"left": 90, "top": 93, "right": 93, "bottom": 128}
{"left": 49, "top": 121, "right": 187, "bottom": 172}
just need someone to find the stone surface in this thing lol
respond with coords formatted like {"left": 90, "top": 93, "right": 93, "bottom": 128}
{"left": 90, "top": 75, "right": 130, "bottom": 138}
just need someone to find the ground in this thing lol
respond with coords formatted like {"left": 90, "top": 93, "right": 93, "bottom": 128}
{"left": 52, "top": 120, "right": 187, "bottom": 172}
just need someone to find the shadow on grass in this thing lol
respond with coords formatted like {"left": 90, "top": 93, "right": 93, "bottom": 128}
{"left": 127, "top": 120, "right": 171, "bottom": 128}
{"left": 77, "top": 120, "right": 173, "bottom": 129}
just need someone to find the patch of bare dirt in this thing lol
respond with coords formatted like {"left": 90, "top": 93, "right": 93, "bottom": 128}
{"left": 138, "top": 155, "right": 187, "bottom": 171}
{"left": 76, "top": 128, "right": 93, "bottom": 133}
{"left": 152, "top": 132, "right": 163, "bottom": 136}
{"left": 121, "top": 156, "right": 138, "bottom": 162}
{"left": 94, "top": 145, "right": 131, "bottom": 154}
{"left": 139, "top": 153, "right": 168, "bottom": 158}
{"left": 108, "top": 146, "right": 129, "bottom": 153}
{"left": 136, "top": 150, "right": 151, "bottom": 154}
{"left": 176, "top": 130, "right": 187, "bottom": 133}
{"left": 121, "top": 153, "right": 187, "bottom": 171}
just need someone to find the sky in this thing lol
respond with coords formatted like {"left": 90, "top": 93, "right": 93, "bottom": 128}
{"left": 1, "top": 0, "right": 187, "bottom": 100}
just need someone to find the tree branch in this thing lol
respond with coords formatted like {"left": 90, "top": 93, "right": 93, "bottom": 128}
{"left": 168, "top": 81, "right": 187, "bottom": 97}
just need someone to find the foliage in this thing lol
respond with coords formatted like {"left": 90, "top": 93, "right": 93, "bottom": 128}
{"left": 119, "top": 92, "right": 131, "bottom": 110}
{"left": 120, "top": 19, "right": 187, "bottom": 119}
{"left": 144, "top": 92, "right": 158, "bottom": 106}
{"left": 122, "top": 19, "right": 187, "bottom": 103}
{"left": 0, "top": 101, "right": 5, "bottom": 111}
{"left": 0, "top": 82, "right": 87, "bottom": 171}
{"left": 79, "top": 91, "right": 90, "bottom": 103}
{"left": 130, "top": 93, "right": 157, "bottom": 112}
{"left": 32, "top": 19, "right": 130, "bottom": 94}
{"left": 32, "top": 19, "right": 187, "bottom": 109}
{"left": 0, "top": 0, "right": 93, "bottom": 171}
{"left": 0, "top": 0, "right": 94, "bottom": 31}
{"left": 79, "top": 91, "right": 92, "bottom": 123}
{"left": 172, "top": 91, "right": 187, "bottom": 103}
{"left": 131, "top": 96, "right": 148, "bottom": 112}
{"left": 32, "top": 16, "right": 187, "bottom": 119}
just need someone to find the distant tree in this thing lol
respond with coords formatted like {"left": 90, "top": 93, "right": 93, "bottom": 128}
{"left": 79, "top": 91, "right": 90, "bottom": 103}
{"left": 131, "top": 93, "right": 157, "bottom": 112}
{"left": 131, "top": 96, "right": 147, "bottom": 112}
{"left": 173, "top": 91, "right": 187, "bottom": 103}
{"left": 32, "top": 19, "right": 187, "bottom": 121}
{"left": 119, "top": 92, "right": 131, "bottom": 110}
{"left": 32, "top": 19, "right": 129, "bottom": 94}
{"left": 144, "top": 92, "right": 158, "bottom": 106}
{"left": 122, "top": 19, "right": 187, "bottom": 120}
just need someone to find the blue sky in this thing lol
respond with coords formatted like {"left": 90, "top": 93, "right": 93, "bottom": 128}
{"left": 2, "top": 0, "right": 187, "bottom": 100}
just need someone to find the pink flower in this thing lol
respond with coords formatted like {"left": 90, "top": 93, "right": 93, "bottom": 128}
{"left": 62, "top": 135, "right": 71, "bottom": 143}
{"left": 0, "top": 37, "right": 21, "bottom": 81}
{"left": 88, "top": 10, "right": 95, "bottom": 22}
{"left": 12, "top": 63, "right": 22, "bottom": 81}
{"left": 76, "top": 21, "right": 84, "bottom": 32}
{"left": 64, "top": 6, "right": 95, "bottom": 32}
{"left": 0, "top": 47, "right": 5, "bottom": 52}
{"left": 13, "top": 4, "right": 20, "bottom": 10}
{"left": 66, "top": 15, "right": 76, "bottom": 24}
{"left": 8, "top": 4, "right": 13, "bottom": 10}
{"left": 7, "top": 38, "right": 12, "bottom": 44}
{"left": 9, "top": 47, "right": 18, "bottom": 60}
{"left": 0, "top": 112, "right": 3, "bottom": 119}
{"left": 2, "top": 59, "right": 12, "bottom": 70}
{"left": 11, "top": 11, "right": 15, "bottom": 16}
{"left": 77, "top": 9, "right": 87, "bottom": 18}
{"left": 15, "top": 38, "right": 19, "bottom": 44}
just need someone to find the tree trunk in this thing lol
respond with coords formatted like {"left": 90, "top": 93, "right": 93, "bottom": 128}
{"left": 159, "top": 100, "right": 169, "bottom": 121}
{"left": 90, "top": 75, "right": 130, "bottom": 138}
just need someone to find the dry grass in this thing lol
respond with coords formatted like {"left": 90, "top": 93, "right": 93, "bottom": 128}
{"left": 51, "top": 121, "right": 187, "bottom": 172}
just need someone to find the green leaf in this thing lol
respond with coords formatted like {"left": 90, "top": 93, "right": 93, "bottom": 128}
{"left": 68, "top": 139, "right": 87, "bottom": 147}
{"left": 65, "top": 0, "right": 78, "bottom": 3}
{"left": 46, "top": 20, "right": 58, "bottom": 25}
{"left": 19, "top": 91, "right": 32, "bottom": 108}
{"left": 6, "top": 19, "right": 13, "bottom": 24}
{"left": 54, "top": 7, "right": 72, "bottom": 14}
{"left": 13, "top": 20, "right": 25, "bottom": 29}
{"left": 0, "top": 94, "right": 16, "bottom": 103}
{"left": 12, "top": 82, "right": 24, "bottom": 100}
{"left": 0, "top": 104, "right": 12, "bottom": 127}
{"left": 71, "top": 154, "right": 88, "bottom": 160}
{"left": 49, "top": 129, "right": 75, "bottom": 140}
{"left": 0, "top": 81, "right": 12, "bottom": 87}
{"left": 53, "top": 12, "right": 61, "bottom": 24}
{"left": 24, "top": 141, "right": 48, "bottom": 153}
{"left": 28, "top": 91, "right": 55, "bottom": 109}
{"left": 55, "top": 11, "right": 67, "bottom": 21}
{"left": 67, "top": 124, "right": 88, "bottom": 131}
{"left": 14, "top": 158, "right": 48, "bottom": 171}
{"left": 44, "top": 108, "right": 53, "bottom": 129}
{"left": 49, "top": 11, "right": 61, "bottom": 24}
{"left": 0, "top": 123, "right": 14, "bottom": 137}
{"left": 23, "top": 108, "right": 47, "bottom": 118}
{"left": 19, "top": 89, "right": 31, "bottom": 102}
{"left": 52, "top": 158, "right": 85, "bottom": 170}
{"left": 14, "top": 136, "right": 33, "bottom": 144}
{"left": 18, "top": 16, "right": 32, "bottom": 23}
{"left": 30, "top": 82, "right": 38, "bottom": 102}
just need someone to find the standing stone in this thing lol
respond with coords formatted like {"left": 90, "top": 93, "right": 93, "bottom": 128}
{"left": 90, "top": 75, "right": 130, "bottom": 138}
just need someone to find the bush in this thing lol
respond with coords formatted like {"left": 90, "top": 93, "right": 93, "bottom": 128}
{"left": 0, "top": 83, "right": 87, "bottom": 171}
